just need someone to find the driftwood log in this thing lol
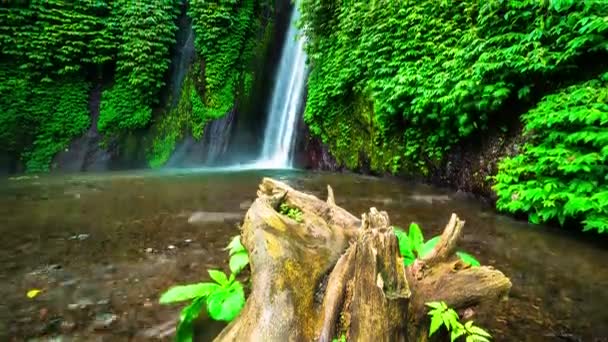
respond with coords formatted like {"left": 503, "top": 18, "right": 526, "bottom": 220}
{"left": 215, "top": 178, "right": 511, "bottom": 341}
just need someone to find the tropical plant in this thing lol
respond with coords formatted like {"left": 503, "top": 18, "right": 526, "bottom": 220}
{"left": 159, "top": 235, "right": 249, "bottom": 341}
{"left": 279, "top": 202, "right": 304, "bottom": 222}
{"left": 426, "top": 301, "right": 492, "bottom": 342}
{"left": 493, "top": 74, "right": 608, "bottom": 233}
{"left": 393, "top": 223, "right": 480, "bottom": 267}
{"left": 298, "top": 0, "right": 608, "bottom": 177}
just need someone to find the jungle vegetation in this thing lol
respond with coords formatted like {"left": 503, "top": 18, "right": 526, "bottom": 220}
{"left": 298, "top": 0, "right": 608, "bottom": 233}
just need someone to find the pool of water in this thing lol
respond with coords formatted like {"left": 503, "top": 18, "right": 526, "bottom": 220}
{"left": 1, "top": 169, "right": 607, "bottom": 341}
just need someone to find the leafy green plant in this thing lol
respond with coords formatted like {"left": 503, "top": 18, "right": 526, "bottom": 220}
{"left": 493, "top": 74, "right": 608, "bottom": 233}
{"left": 159, "top": 235, "right": 249, "bottom": 341}
{"left": 298, "top": 0, "right": 608, "bottom": 176}
{"left": 279, "top": 202, "right": 304, "bottom": 223}
{"left": 332, "top": 334, "right": 346, "bottom": 342}
{"left": 426, "top": 301, "right": 492, "bottom": 342}
{"left": 456, "top": 252, "right": 481, "bottom": 267}
{"left": 225, "top": 236, "right": 250, "bottom": 274}
{"left": 394, "top": 223, "right": 440, "bottom": 265}
{"left": 188, "top": 0, "right": 262, "bottom": 123}
{"left": 394, "top": 223, "right": 480, "bottom": 267}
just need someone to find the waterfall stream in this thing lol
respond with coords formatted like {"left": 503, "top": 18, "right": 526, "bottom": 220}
{"left": 255, "top": 4, "right": 307, "bottom": 168}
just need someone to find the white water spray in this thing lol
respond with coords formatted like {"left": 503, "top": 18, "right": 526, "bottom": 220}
{"left": 255, "top": 4, "right": 307, "bottom": 169}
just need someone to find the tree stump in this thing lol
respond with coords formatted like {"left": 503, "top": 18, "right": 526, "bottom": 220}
{"left": 215, "top": 178, "right": 511, "bottom": 341}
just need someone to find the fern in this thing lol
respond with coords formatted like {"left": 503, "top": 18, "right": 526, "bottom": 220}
{"left": 493, "top": 74, "right": 608, "bottom": 233}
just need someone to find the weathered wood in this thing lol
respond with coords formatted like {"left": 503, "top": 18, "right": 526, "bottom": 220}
{"left": 214, "top": 178, "right": 511, "bottom": 342}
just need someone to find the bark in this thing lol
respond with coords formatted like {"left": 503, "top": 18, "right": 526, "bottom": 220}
{"left": 215, "top": 178, "right": 511, "bottom": 342}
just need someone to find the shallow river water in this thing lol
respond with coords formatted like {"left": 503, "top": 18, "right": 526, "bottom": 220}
{"left": 1, "top": 169, "right": 607, "bottom": 341}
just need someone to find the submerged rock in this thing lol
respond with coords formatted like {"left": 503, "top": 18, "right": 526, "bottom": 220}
{"left": 92, "top": 313, "right": 117, "bottom": 330}
{"left": 187, "top": 211, "right": 242, "bottom": 225}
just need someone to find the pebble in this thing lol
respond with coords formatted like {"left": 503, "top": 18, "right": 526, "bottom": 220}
{"left": 167, "top": 245, "right": 176, "bottom": 250}
{"left": 60, "top": 278, "right": 79, "bottom": 287}
{"left": 184, "top": 239, "right": 192, "bottom": 244}
{"left": 145, "top": 247, "right": 154, "bottom": 253}
{"left": 67, "top": 298, "right": 94, "bottom": 310}
{"left": 96, "top": 299, "right": 110, "bottom": 306}
{"left": 60, "top": 320, "right": 76, "bottom": 333}
{"left": 68, "top": 234, "right": 89, "bottom": 241}
{"left": 92, "top": 313, "right": 118, "bottom": 330}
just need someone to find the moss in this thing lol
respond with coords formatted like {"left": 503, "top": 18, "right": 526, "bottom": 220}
{"left": 147, "top": 67, "right": 205, "bottom": 168}
{"left": 321, "top": 94, "right": 405, "bottom": 174}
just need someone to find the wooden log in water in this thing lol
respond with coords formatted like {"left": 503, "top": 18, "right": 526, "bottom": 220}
{"left": 215, "top": 178, "right": 511, "bottom": 342}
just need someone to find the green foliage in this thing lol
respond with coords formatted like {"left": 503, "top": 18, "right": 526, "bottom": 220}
{"left": 298, "top": 0, "right": 608, "bottom": 174}
{"left": 147, "top": 72, "right": 207, "bottom": 168}
{"left": 0, "top": 67, "right": 90, "bottom": 172}
{"left": 493, "top": 74, "right": 608, "bottom": 233}
{"left": 332, "top": 334, "right": 346, "bottom": 342}
{"left": 456, "top": 252, "right": 481, "bottom": 267}
{"left": 426, "top": 301, "right": 492, "bottom": 342}
{"left": 159, "top": 235, "right": 249, "bottom": 341}
{"left": 394, "top": 223, "right": 480, "bottom": 267}
{"left": 0, "top": 1, "right": 115, "bottom": 75}
{"left": 394, "top": 223, "right": 440, "bottom": 266}
{"left": 279, "top": 202, "right": 304, "bottom": 222}
{"left": 112, "top": 0, "right": 180, "bottom": 100}
{"left": 0, "top": 1, "right": 180, "bottom": 170}
{"left": 225, "top": 235, "right": 250, "bottom": 274}
{"left": 188, "top": 0, "right": 260, "bottom": 120}
{"left": 98, "top": 79, "right": 152, "bottom": 134}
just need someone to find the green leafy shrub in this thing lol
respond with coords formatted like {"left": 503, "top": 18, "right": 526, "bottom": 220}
{"left": 112, "top": 0, "right": 180, "bottom": 100}
{"left": 98, "top": 80, "right": 152, "bottom": 134}
{"left": 0, "top": 67, "right": 90, "bottom": 172}
{"left": 279, "top": 202, "right": 304, "bottom": 222}
{"left": 159, "top": 235, "right": 249, "bottom": 341}
{"left": 298, "top": 0, "right": 608, "bottom": 174}
{"left": 0, "top": 1, "right": 181, "bottom": 170}
{"left": 426, "top": 301, "right": 492, "bottom": 342}
{"left": 393, "top": 223, "right": 480, "bottom": 266}
{"left": 188, "top": 0, "right": 260, "bottom": 120}
{"left": 493, "top": 74, "right": 608, "bottom": 233}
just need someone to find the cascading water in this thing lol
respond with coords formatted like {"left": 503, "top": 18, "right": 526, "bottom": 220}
{"left": 255, "top": 4, "right": 307, "bottom": 169}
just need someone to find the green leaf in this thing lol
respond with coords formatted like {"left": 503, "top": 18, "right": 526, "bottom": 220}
{"left": 159, "top": 283, "right": 219, "bottom": 304}
{"left": 467, "top": 324, "right": 492, "bottom": 338}
{"left": 229, "top": 251, "right": 249, "bottom": 274}
{"left": 225, "top": 235, "right": 246, "bottom": 256}
{"left": 456, "top": 251, "right": 481, "bottom": 267}
{"left": 429, "top": 314, "right": 443, "bottom": 337}
{"left": 208, "top": 269, "right": 230, "bottom": 287}
{"left": 425, "top": 301, "right": 443, "bottom": 310}
{"left": 206, "top": 281, "right": 245, "bottom": 321}
{"left": 418, "top": 236, "right": 440, "bottom": 258}
{"left": 408, "top": 223, "right": 424, "bottom": 253}
{"left": 451, "top": 327, "right": 466, "bottom": 342}
{"left": 176, "top": 297, "right": 206, "bottom": 342}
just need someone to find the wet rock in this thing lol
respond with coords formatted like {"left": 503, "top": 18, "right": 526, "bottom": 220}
{"left": 167, "top": 245, "right": 176, "bottom": 250}
{"left": 184, "top": 239, "right": 192, "bottom": 244}
{"left": 67, "top": 233, "right": 89, "bottom": 241}
{"left": 68, "top": 298, "right": 94, "bottom": 310}
{"left": 145, "top": 247, "right": 154, "bottom": 253}
{"left": 96, "top": 299, "right": 110, "bottom": 306}
{"left": 92, "top": 313, "right": 117, "bottom": 330}
{"left": 187, "top": 211, "right": 243, "bottom": 225}
{"left": 409, "top": 194, "right": 451, "bottom": 204}
{"left": 60, "top": 278, "right": 79, "bottom": 287}
{"left": 239, "top": 200, "right": 252, "bottom": 210}
{"left": 60, "top": 320, "right": 76, "bottom": 333}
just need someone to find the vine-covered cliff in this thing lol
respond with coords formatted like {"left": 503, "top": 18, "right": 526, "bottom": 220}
{"left": 0, "top": 0, "right": 278, "bottom": 172}
{"left": 298, "top": 0, "right": 608, "bottom": 232}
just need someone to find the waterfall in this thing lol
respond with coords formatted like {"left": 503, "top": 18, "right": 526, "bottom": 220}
{"left": 255, "top": 4, "right": 307, "bottom": 168}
